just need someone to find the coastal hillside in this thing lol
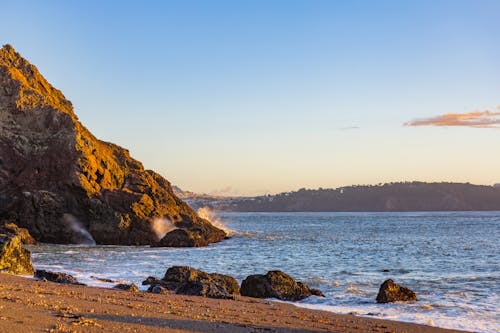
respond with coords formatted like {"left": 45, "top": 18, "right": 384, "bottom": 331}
{"left": 0, "top": 45, "right": 225, "bottom": 246}
{"left": 183, "top": 182, "right": 500, "bottom": 212}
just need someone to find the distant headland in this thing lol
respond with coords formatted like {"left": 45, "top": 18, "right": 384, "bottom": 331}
{"left": 178, "top": 182, "right": 500, "bottom": 212}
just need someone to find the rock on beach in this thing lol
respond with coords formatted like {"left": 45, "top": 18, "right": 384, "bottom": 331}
{"left": 240, "top": 270, "right": 324, "bottom": 301}
{"left": 143, "top": 266, "right": 239, "bottom": 299}
{"left": 0, "top": 234, "right": 34, "bottom": 275}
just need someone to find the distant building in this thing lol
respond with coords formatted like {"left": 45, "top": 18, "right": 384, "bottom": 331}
{"left": 493, "top": 183, "right": 500, "bottom": 188}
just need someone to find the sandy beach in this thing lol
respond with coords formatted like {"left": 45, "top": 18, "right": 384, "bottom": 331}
{"left": 0, "top": 274, "right": 470, "bottom": 333}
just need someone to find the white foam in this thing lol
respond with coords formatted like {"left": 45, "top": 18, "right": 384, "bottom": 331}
{"left": 197, "top": 206, "right": 236, "bottom": 236}
{"left": 292, "top": 298, "right": 499, "bottom": 333}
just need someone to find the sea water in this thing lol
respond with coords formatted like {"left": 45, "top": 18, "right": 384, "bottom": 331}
{"left": 29, "top": 212, "right": 500, "bottom": 332}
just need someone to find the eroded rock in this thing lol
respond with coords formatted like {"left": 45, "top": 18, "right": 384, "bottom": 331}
{"left": 34, "top": 269, "right": 83, "bottom": 285}
{"left": 0, "top": 223, "right": 37, "bottom": 245}
{"left": 145, "top": 266, "right": 239, "bottom": 299}
{"left": 240, "top": 270, "right": 323, "bottom": 301}
{"left": 0, "top": 234, "right": 34, "bottom": 274}
{"left": 376, "top": 279, "right": 417, "bottom": 303}
{"left": 113, "top": 283, "right": 139, "bottom": 292}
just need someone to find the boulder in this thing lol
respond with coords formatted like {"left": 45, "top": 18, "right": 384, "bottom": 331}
{"left": 145, "top": 266, "right": 239, "bottom": 299}
{"left": 153, "top": 229, "right": 207, "bottom": 247}
{"left": 310, "top": 288, "right": 325, "bottom": 297}
{"left": 0, "top": 234, "right": 34, "bottom": 274}
{"left": 162, "top": 266, "right": 197, "bottom": 285}
{"left": 34, "top": 269, "right": 83, "bottom": 285}
{"left": 150, "top": 285, "right": 169, "bottom": 294}
{"left": 90, "top": 275, "right": 115, "bottom": 283}
{"left": 0, "top": 223, "right": 37, "bottom": 245}
{"left": 142, "top": 276, "right": 177, "bottom": 291}
{"left": 113, "top": 283, "right": 139, "bottom": 292}
{"left": 240, "top": 271, "right": 323, "bottom": 301}
{"left": 175, "top": 271, "right": 239, "bottom": 299}
{"left": 0, "top": 44, "right": 226, "bottom": 247}
{"left": 376, "top": 279, "right": 417, "bottom": 303}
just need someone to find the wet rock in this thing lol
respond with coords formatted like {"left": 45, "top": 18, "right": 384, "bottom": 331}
{"left": 90, "top": 275, "right": 115, "bottom": 283}
{"left": 113, "top": 283, "right": 139, "bottom": 292}
{"left": 149, "top": 285, "right": 169, "bottom": 294}
{"left": 34, "top": 269, "right": 83, "bottom": 285}
{"left": 152, "top": 228, "right": 227, "bottom": 247}
{"left": 0, "top": 44, "right": 226, "bottom": 247}
{"left": 146, "top": 266, "right": 239, "bottom": 299}
{"left": 0, "top": 234, "right": 34, "bottom": 274}
{"left": 142, "top": 276, "right": 177, "bottom": 291}
{"left": 376, "top": 279, "right": 417, "bottom": 303}
{"left": 162, "top": 266, "right": 196, "bottom": 284}
{"left": 153, "top": 229, "right": 209, "bottom": 247}
{"left": 310, "top": 288, "right": 326, "bottom": 297}
{"left": 0, "top": 223, "right": 37, "bottom": 245}
{"left": 240, "top": 271, "right": 323, "bottom": 301}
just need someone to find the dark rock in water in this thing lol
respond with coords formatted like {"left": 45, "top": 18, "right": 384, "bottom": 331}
{"left": 309, "top": 288, "right": 326, "bottom": 297}
{"left": 376, "top": 279, "right": 417, "bottom": 303}
{"left": 90, "top": 275, "right": 115, "bottom": 283}
{"left": 146, "top": 266, "right": 239, "bottom": 299}
{"left": 113, "top": 283, "right": 139, "bottom": 292}
{"left": 0, "top": 44, "right": 226, "bottom": 247}
{"left": 0, "top": 223, "right": 37, "bottom": 245}
{"left": 240, "top": 270, "right": 323, "bottom": 301}
{"left": 153, "top": 229, "right": 208, "bottom": 247}
{"left": 35, "top": 269, "right": 83, "bottom": 285}
{"left": 0, "top": 234, "right": 34, "bottom": 274}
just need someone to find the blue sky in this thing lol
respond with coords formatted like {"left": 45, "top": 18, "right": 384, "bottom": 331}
{"left": 3, "top": 0, "right": 500, "bottom": 195}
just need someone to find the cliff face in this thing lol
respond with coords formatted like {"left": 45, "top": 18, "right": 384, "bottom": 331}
{"left": 0, "top": 44, "right": 226, "bottom": 246}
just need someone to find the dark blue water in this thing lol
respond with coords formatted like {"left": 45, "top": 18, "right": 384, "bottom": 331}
{"left": 30, "top": 212, "right": 500, "bottom": 332}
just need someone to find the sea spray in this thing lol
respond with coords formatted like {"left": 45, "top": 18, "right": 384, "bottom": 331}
{"left": 197, "top": 206, "right": 236, "bottom": 236}
{"left": 62, "top": 214, "right": 96, "bottom": 245}
{"left": 151, "top": 217, "right": 176, "bottom": 241}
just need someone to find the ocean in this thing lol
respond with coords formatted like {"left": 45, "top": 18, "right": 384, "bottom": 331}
{"left": 29, "top": 212, "right": 499, "bottom": 332}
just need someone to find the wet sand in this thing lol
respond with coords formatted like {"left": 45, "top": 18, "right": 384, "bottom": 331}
{"left": 0, "top": 274, "right": 469, "bottom": 333}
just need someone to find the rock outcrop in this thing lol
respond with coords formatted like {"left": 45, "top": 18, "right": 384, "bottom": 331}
{"left": 240, "top": 270, "right": 324, "bottom": 301}
{"left": 34, "top": 269, "right": 83, "bottom": 285}
{"left": 113, "top": 283, "right": 139, "bottom": 292}
{"left": 0, "top": 44, "right": 226, "bottom": 246}
{"left": 143, "top": 266, "right": 239, "bottom": 299}
{"left": 0, "top": 234, "right": 34, "bottom": 274}
{"left": 0, "top": 223, "right": 37, "bottom": 244}
{"left": 376, "top": 279, "right": 417, "bottom": 303}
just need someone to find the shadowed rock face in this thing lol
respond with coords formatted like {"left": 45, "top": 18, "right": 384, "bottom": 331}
{"left": 143, "top": 266, "right": 240, "bottom": 299}
{"left": 34, "top": 269, "right": 83, "bottom": 285}
{"left": 240, "top": 270, "right": 324, "bottom": 301}
{"left": 0, "top": 44, "right": 226, "bottom": 246}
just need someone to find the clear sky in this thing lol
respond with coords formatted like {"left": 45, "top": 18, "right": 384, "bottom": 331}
{"left": 2, "top": 0, "right": 500, "bottom": 195}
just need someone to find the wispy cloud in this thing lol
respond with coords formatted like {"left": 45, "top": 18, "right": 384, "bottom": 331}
{"left": 337, "top": 126, "right": 360, "bottom": 131}
{"left": 404, "top": 107, "right": 500, "bottom": 128}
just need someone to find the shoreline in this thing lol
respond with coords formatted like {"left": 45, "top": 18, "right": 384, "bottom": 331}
{"left": 0, "top": 273, "right": 470, "bottom": 333}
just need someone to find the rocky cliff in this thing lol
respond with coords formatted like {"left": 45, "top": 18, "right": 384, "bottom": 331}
{"left": 0, "top": 44, "right": 226, "bottom": 246}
